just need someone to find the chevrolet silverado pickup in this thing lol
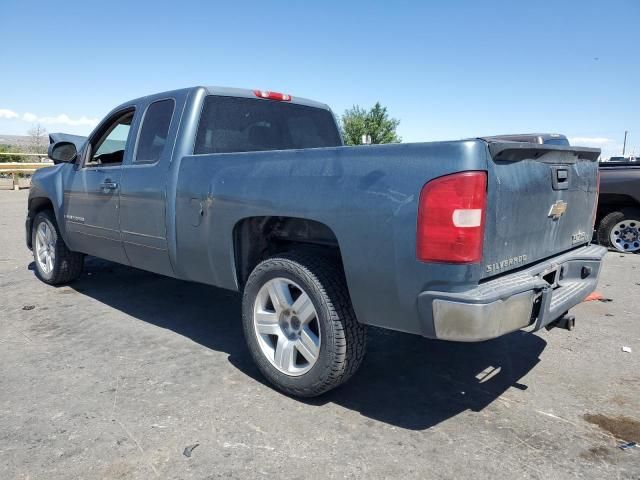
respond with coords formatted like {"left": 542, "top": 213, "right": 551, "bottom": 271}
{"left": 27, "top": 86, "right": 605, "bottom": 396}
{"left": 596, "top": 162, "right": 640, "bottom": 253}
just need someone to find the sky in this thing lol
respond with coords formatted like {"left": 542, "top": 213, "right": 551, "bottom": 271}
{"left": 0, "top": 0, "right": 638, "bottom": 159}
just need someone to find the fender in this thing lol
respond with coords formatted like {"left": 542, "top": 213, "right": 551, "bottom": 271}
{"left": 26, "top": 163, "right": 74, "bottom": 249}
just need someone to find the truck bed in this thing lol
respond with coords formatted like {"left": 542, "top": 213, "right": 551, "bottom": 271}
{"left": 172, "top": 139, "right": 600, "bottom": 338}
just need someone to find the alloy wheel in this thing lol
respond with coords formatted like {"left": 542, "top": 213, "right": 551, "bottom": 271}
{"left": 35, "top": 222, "right": 55, "bottom": 274}
{"left": 252, "top": 277, "right": 321, "bottom": 376}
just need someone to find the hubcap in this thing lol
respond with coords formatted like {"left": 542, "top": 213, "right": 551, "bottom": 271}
{"left": 35, "top": 222, "right": 55, "bottom": 274}
{"left": 253, "top": 277, "right": 321, "bottom": 376}
{"left": 610, "top": 220, "right": 640, "bottom": 253}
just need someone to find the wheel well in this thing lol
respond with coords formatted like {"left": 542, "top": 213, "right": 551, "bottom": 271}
{"left": 27, "top": 197, "right": 54, "bottom": 248}
{"left": 30, "top": 197, "right": 54, "bottom": 215}
{"left": 233, "top": 216, "right": 343, "bottom": 288}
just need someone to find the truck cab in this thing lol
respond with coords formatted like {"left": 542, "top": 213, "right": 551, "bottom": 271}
{"left": 28, "top": 87, "right": 342, "bottom": 277}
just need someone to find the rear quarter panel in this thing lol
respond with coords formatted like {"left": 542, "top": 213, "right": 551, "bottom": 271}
{"left": 173, "top": 140, "right": 488, "bottom": 336}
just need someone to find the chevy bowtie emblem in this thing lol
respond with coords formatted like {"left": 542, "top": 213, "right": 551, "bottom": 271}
{"left": 548, "top": 200, "right": 567, "bottom": 220}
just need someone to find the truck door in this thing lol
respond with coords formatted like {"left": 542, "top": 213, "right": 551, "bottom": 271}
{"left": 63, "top": 108, "right": 135, "bottom": 265}
{"left": 118, "top": 97, "right": 179, "bottom": 276}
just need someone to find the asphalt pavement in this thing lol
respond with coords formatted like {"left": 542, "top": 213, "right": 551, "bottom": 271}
{"left": 1, "top": 189, "right": 639, "bottom": 479}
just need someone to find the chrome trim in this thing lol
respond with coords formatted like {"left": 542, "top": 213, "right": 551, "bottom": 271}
{"left": 433, "top": 291, "right": 536, "bottom": 342}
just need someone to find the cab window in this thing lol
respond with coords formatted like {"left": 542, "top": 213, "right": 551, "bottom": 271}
{"left": 194, "top": 96, "right": 341, "bottom": 154}
{"left": 135, "top": 99, "right": 175, "bottom": 163}
{"left": 85, "top": 110, "right": 134, "bottom": 167}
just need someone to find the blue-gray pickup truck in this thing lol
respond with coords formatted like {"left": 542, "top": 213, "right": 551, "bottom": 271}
{"left": 27, "top": 86, "right": 606, "bottom": 396}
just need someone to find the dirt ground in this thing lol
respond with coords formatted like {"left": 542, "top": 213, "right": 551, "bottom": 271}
{"left": 1, "top": 189, "right": 639, "bottom": 479}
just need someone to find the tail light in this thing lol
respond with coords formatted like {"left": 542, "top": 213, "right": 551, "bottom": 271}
{"left": 253, "top": 90, "right": 292, "bottom": 101}
{"left": 417, "top": 171, "right": 487, "bottom": 263}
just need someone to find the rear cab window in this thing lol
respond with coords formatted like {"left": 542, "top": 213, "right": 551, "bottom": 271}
{"left": 543, "top": 138, "right": 570, "bottom": 146}
{"left": 194, "top": 96, "right": 342, "bottom": 155}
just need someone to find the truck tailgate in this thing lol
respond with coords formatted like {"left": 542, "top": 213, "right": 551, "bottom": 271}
{"left": 482, "top": 142, "right": 600, "bottom": 278}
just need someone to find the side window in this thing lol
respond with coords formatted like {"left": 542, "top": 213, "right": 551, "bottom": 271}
{"left": 135, "top": 99, "right": 175, "bottom": 163}
{"left": 86, "top": 110, "right": 134, "bottom": 167}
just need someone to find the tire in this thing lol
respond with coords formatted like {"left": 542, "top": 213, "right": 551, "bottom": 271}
{"left": 241, "top": 250, "right": 366, "bottom": 397}
{"left": 32, "top": 210, "right": 84, "bottom": 285}
{"left": 596, "top": 207, "right": 640, "bottom": 253}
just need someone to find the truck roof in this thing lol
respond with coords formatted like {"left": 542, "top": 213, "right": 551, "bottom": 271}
{"left": 118, "top": 86, "right": 332, "bottom": 112}
{"left": 204, "top": 86, "right": 331, "bottom": 111}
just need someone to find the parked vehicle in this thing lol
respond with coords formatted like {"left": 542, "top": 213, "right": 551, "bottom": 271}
{"left": 596, "top": 162, "right": 640, "bottom": 252}
{"left": 608, "top": 156, "right": 637, "bottom": 163}
{"left": 27, "top": 86, "right": 605, "bottom": 396}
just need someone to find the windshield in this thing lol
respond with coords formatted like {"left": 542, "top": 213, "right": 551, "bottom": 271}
{"left": 194, "top": 95, "right": 342, "bottom": 154}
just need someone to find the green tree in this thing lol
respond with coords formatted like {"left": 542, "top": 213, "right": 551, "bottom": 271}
{"left": 340, "top": 102, "right": 401, "bottom": 145}
{"left": 0, "top": 144, "right": 26, "bottom": 162}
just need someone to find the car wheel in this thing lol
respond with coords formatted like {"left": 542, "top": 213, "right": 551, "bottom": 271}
{"left": 32, "top": 210, "right": 84, "bottom": 285}
{"left": 597, "top": 207, "right": 640, "bottom": 253}
{"left": 241, "top": 250, "right": 366, "bottom": 397}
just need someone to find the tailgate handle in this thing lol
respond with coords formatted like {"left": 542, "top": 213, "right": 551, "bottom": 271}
{"left": 552, "top": 167, "right": 569, "bottom": 190}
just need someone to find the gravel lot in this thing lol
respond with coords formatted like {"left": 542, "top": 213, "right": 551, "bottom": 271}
{"left": 1, "top": 189, "right": 639, "bottom": 479}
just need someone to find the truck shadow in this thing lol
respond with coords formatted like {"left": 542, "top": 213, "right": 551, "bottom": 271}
{"left": 63, "top": 257, "right": 546, "bottom": 431}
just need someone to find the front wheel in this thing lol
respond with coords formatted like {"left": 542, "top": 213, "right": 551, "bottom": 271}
{"left": 241, "top": 251, "right": 366, "bottom": 397}
{"left": 32, "top": 210, "right": 84, "bottom": 285}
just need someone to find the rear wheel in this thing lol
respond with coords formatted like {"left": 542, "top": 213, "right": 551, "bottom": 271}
{"left": 241, "top": 251, "right": 366, "bottom": 397}
{"left": 597, "top": 208, "right": 640, "bottom": 253}
{"left": 32, "top": 210, "right": 84, "bottom": 285}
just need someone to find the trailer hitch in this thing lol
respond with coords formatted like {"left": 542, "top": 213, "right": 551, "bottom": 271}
{"left": 545, "top": 313, "right": 576, "bottom": 332}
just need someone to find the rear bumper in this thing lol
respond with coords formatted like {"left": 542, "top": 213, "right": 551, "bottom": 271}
{"left": 417, "top": 244, "right": 607, "bottom": 341}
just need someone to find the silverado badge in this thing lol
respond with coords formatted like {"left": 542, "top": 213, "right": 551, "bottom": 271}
{"left": 486, "top": 254, "right": 528, "bottom": 274}
{"left": 548, "top": 200, "right": 567, "bottom": 220}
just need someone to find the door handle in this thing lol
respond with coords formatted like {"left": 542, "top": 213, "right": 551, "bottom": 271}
{"left": 100, "top": 180, "right": 118, "bottom": 191}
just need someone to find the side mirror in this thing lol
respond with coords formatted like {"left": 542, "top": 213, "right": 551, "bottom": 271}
{"left": 49, "top": 141, "right": 78, "bottom": 164}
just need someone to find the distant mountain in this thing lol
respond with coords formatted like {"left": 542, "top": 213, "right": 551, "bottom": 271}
{"left": 0, "top": 135, "right": 32, "bottom": 147}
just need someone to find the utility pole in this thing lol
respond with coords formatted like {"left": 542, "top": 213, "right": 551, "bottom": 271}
{"left": 622, "top": 130, "right": 628, "bottom": 156}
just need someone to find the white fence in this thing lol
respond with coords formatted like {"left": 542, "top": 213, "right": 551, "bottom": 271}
{"left": 0, "top": 162, "right": 52, "bottom": 190}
